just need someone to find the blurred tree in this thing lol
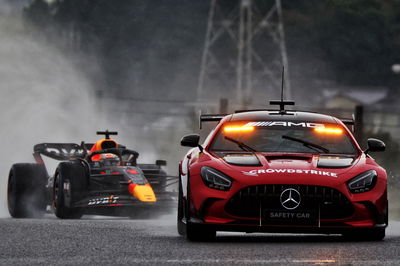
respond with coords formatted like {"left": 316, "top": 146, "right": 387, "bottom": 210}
{"left": 23, "top": 0, "right": 400, "bottom": 93}
{"left": 24, "top": 0, "right": 52, "bottom": 29}
{"left": 315, "top": 0, "right": 399, "bottom": 84}
{"left": 24, "top": 0, "right": 209, "bottom": 98}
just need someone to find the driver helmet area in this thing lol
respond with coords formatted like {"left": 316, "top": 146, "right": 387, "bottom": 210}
{"left": 97, "top": 153, "right": 121, "bottom": 166}
{"left": 90, "top": 139, "right": 118, "bottom": 162}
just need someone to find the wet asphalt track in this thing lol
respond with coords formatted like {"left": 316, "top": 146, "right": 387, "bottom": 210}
{"left": 1, "top": 214, "right": 400, "bottom": 265}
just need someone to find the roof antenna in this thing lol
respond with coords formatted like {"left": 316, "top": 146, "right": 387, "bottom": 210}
{"left": 270, "top": 66, "right": 295, "bottom": 114}
{"left": 281, "top": 66, "right": 285, "bottom": 103}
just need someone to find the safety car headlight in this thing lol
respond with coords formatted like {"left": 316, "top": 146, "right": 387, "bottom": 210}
{"left": 200, "top": 166, "right": 232, "bottom": 191}
{"left": 347, "top": 170, "right": 377, "bottom": 194}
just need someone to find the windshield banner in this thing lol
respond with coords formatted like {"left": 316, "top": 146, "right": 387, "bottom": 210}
{"left": 243, "top": 121, "right": 325, "bottom": 128}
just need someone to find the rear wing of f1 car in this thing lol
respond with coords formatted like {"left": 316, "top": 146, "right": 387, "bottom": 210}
{"left": 199, "top": 111, "right": 356, "bottom": 132}
{"left": 33, "top": 143, "right": 86, "bottom": 162}
{"left": 33, "top": 142, "right": 128, "bottom": 163}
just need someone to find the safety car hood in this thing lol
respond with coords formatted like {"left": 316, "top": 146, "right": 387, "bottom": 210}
{"left": 214, "top": 152, "right": 364, "bottom": 183}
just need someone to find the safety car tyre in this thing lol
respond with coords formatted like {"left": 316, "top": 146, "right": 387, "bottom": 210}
{"left": 7, "top": 163, "right": 47, "bottom": 218}
{"left": 342, "top": 228, "right": 385, "bottom": 241}
{"left": 183, "top": 175, "right": 216, "bottom": 241}
{"left": 53, "top": 161, "right": 87, "bottom": 219}
{"left": 177, "top": 176, "right": 186, "bottom": 236}
{"left": 186, "top": 223, "right": 216, "bottom": 241}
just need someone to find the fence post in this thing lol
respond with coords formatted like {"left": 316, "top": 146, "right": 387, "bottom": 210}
{"left": 219, "top": 98, "right": 228, "bottom": 114}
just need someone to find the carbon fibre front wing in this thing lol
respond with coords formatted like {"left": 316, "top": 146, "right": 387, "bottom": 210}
{"left": 72, "top": 191, "right": 177, "bottom": 217}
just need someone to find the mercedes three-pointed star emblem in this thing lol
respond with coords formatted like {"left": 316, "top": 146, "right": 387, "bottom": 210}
{"left": 280, "top": 188, "right": 301, "bottom": 210}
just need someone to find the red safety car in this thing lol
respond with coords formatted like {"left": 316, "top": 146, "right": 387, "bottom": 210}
{"left": 178, "top": 101, "right": 387, "bottom": 241}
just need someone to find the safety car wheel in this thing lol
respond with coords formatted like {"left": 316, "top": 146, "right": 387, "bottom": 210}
{"left": 342, "top": 228, "right": 385, "bottom": 241}
{"left": 177, "top": 176, "right": 186, "bottom": 236}
{"left": 183, "top": 176, "right": 216, "bottom": 241}
{"left": 53, "top": 161, "right": 87, "bottom": 219}
{"left": 186, "top": 223, "right": 216, "bottom": 241}
{"left": 7, "top": 163, "right": 47, "bottom": 218}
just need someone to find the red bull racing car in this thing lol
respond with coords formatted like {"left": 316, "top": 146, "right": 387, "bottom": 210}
{"left": 8, "top": 131, "right": 176, "bottom": 219}
{"left": 178, "top": 101, "right": 388, "bottom": 241}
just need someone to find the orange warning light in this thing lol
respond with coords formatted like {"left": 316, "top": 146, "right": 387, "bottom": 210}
{"left": 223, "top": 126, "right": 254, "bottom": 133}
{"left": 314, "top": 127, "right": 343, "bottom": 135}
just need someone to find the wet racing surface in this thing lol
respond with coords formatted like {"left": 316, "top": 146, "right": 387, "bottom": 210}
{"left": 0, "top": 214, "right": 400, "bottom": 265}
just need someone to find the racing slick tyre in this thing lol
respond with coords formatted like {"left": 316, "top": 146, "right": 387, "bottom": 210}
{"left": 342, "top": 228, "right": 385, "bottom": 241}
{"left": 53, "top": 161, "right": 87, "bottom": 219}
{"left": 177, "top": 176, "right": 185, "bottom": 236}
{"left": 7, "top": 163, "right": 47, "bottom": 218}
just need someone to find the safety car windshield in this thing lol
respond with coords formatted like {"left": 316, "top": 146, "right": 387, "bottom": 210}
{"left": 210, "top": 121, "right": 358, "bottom": 155}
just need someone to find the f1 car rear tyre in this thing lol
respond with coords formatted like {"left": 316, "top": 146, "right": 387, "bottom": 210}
{"left": 342, "top": 228, "right": 385, "bottom": 241}
{"left": 54, "top": 161, "right": 87, "bottom": 219}
{"left": 7, "top": 163, "right": 47, "bottom": 218}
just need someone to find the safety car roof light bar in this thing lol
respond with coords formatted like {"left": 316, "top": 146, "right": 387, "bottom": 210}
{"left": 199, "top": 111, "right": 355, "bottom": 131}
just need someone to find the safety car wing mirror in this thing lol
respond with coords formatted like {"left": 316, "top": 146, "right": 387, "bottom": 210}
{"left": 365, "top": 138, "right": 385, "bottom": 154}
{"left": 180, "top": 134, "right": 203, "bottom": 152}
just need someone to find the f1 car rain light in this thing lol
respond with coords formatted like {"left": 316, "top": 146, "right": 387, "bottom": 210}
{"left": 224, "top": 126, "right": 254, "bottom": 133}
{"left": 201, "top": 166, "right": 232, "bottom": 191}
{"left": 347, "top": 170, "right": 377, "bottom": 193}
{"left": 314, "top": 127, "right": 343, "bottom": 135}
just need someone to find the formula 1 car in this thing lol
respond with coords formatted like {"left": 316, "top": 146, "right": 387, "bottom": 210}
{"left": 178, "top": 101, "right": 388, "bottom": 241}
{"left": 7, "top": 131, "right": 176, "bottom": 219}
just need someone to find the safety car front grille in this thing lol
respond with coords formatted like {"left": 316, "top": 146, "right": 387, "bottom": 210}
{"left": 225, "top": 185, "right": 354, "bottom": 219}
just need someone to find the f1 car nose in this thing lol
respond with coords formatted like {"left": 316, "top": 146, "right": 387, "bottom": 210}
{"left": 128, "top": 183, "right": 157, "bottom": 202}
